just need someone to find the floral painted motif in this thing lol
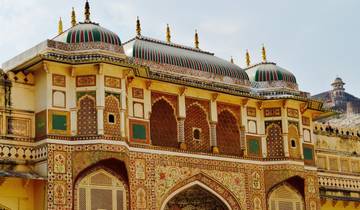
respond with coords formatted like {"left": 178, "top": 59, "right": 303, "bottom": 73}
{"left": 155, "top": 165, "right": 246, "bottom": 209}
{"left": 136, "top": 188, "right": 147, "bottom": 209}
{"left": 54, "top": 182, "right": 66, "bottom": 204}
{"left": 135, "top": 159, "right": 146, "bottom": 180}
{"left": 252, "top": 171, "right": 261, "bottom": 190}
{"left": 54, "top": 151, "right": 66, "bottom": 174}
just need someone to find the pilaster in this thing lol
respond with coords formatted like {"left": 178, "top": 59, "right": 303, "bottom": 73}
{"left": 120, "top": 78, "right": 127, "bottom": 138}
{"left": 96, "top": 65, "right": 105, "bottom": 135}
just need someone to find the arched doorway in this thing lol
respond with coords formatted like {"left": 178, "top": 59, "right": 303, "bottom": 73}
{"left": 76, "top": 169, "right": 127, "bottom": 210}
{"left": 74, "top": 159, "right": 129, "bottom": 210}
{"left": 162, "top": 182, "right": 231, "bottom": 210}
{"left": 268, "top": 184, "right": 304, "bottom": 210}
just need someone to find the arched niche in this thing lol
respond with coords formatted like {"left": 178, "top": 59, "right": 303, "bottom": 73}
{"left": 268, "top": 183, "right": 304, "bottom": 210}
{"left": 74, "top": 159, "right": 129, "bottom": 210}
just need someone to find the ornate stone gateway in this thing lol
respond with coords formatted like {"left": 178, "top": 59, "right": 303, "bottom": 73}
{"left": 164, "top": 184, "right": 229, "bottom": 210}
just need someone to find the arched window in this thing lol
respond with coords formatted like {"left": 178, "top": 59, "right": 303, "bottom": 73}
{"left": 77, "top": 169, "right": 127, "bottom": 210}
{"left": 268, "top": 184, "right": 304, "bottom": 210}
{"left": 104, "top": 95, "right": 121, "bottom": 136}
{"left": 150, "top": 99, "right": 178, "bottom": 148}
{"left": 185, "top": 104, "right": 210, "bottom": 153}
{"left": 77, "top": 95, "right": 97, "bottom": 135}
{"left": 216, "top": 110, "right": 242, "bottom": 156}
{"left": 266, "top": 123, "right": 284, "bottom": 158}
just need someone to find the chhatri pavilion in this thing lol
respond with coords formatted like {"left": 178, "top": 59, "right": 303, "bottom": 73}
{"left": 0, "top": 1, "right": 359, "bottom": 210}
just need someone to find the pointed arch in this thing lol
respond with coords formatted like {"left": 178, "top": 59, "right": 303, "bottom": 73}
{"left": 150, "top": 98, "right": 178, "bottom": 148}
{"left": 152, "top": 96, "right": 177, "bottom": 115}
{"left": 217, "top": 109, "right": 242, "bottom": 156}
{"left": 77, "top": 94, "right": 97, "bottom": 135}
{"left": 266, "top": 123, "right": 284, "bottom": 158}
{"left": 267, "top": 182, "right": 305, "bottom": 210}
{"left": 73, "top": 158, "right": 129, "bottom": 210}
{"left": 160, "top": 173, "right": 241, "bottom": 210}
{"left": 185, "top": 103, "right": 211, "bottom": 153}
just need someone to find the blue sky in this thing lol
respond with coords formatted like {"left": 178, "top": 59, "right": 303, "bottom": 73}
{"left": 0, "top": 0, "right": 359, "bottom": 97}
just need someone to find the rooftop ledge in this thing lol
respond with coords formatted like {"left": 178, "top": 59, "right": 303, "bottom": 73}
{"left": 2, "top": 39, "right": 125, "bottom": 72}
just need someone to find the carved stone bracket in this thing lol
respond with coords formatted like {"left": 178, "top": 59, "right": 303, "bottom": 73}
{"left": 178, "top": 86, "right": 187, "bottom": 96}
{"left": 145, "top": 80, "right": 152, "bottom": 90}
{"left": 300, "top": 102, "right": 308, "bottom": 114}
{"left": 211, "top": 93, "right": 219, "bottom": 102}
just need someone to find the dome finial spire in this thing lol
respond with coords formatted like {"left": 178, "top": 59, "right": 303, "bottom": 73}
{"left": 71, "top": 7, "right": 77, "bottom": 27}
{"left": 262, "top": 44, "right": 267, "bottom": 63}
{"left": 166, "top": 24, "right": 171, "bottom": 43}
{"left": 246, "top": 50, "right": 251, "bottom": 67}
{"left": 194, "top": 29, "right": 199, "bottom": 49}
{"left": 136, "top": 16, "right": 141, "bottom": 36}
{"left": 84, "top": 0, "right": 91, "bottom": 23}
{"left": 230, "top": 56, "right": 234, "bottom": 64}
{"left": 58, "top": 17, "right": 63, "bottom": 35}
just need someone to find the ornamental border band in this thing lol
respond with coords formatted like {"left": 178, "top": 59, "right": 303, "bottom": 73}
{"left": 0, "top": 1, "right": 359, "bottom": 210}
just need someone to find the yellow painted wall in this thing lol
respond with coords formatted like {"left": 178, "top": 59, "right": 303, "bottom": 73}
{"left": 11, "top": 83, "right": 35, "bottom": 112}
{"left": 0, "top": 178, "right": 46, "bottom": 210}
{"left": 321, "top": 200, "right": 359, "bottom": 210}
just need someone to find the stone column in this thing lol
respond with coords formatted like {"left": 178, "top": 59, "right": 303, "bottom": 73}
{"left": 97, "top": 107, "right": 104, "bottom": 135}
{"left": 96, "top": 66, "right": 105, "bottom": 135}
{"left": 281, "top": 106, "right": 290, "bottom": 157}
{"left": 210, "top": 122, "right": 219, "bottom": 153}
{"left": 210, "top": 99, "right": 218, "bottom": 153}
{"left": 240, "top": 101, "right": 248, "bottom": 155}
{"left": 298, "top": 109, "right": 304, "bottom": 159}
{"left": 257, "top": 103, "right": 267, "bottom": 158}
{"left": 178, "top": 92, "right": 187, "bottom": 149}
{"left": 177, "top": 118, "right": 186, "bottom": 150}
{"left": 261, "top": 137, "right": 267, "bottom": 158}
{"left": 69, "top": 70, "right": 77, "bottom": 136}
{"left": 70, "top": 108, "right": 77, "bottom": 136}
{"left": 120, "top": 78, "right": 127, "bottom": 138}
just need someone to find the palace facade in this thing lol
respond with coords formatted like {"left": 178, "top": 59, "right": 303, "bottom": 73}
{"left": 0, "top": 2, "right": 359, "bottom": 210}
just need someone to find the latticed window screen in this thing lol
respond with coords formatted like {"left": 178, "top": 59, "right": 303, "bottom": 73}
{"left": 117, "top": 190, "right": 124, "bottom": 210}
{"left": 269, "top": 185, "right": 304, "bottom": 210}
{"left": 79, "top": 188, "right": 86, "bottom": 210}
{"left": 77, "top": 169, "right": 126, "bottom": 210}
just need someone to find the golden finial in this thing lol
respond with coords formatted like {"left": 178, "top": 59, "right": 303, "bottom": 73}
{"left": 230, "top": 56, "right": 234, "bottom": 64}
{"left": 262, "top": 44, "right": 267, "bottom": 62}
{"left": 71, "top": 7, "right": 77, "bottom": 27}
{"left": 194, "top": 29, "right": 199, "bottom": 49}
{"left": 136, "top": 16, "right": 141, "bottom": 36}
{"left": 166, "top": 24, "right": 171, "bottom": 43}
{"left": 84, "top": 0, "right": 90, "bottom": 23}
{"left": 246, "top": 50, "right": 251, "bottom": 67}
{"left": 58, "top": 17, "right": 63, "bottom": 35}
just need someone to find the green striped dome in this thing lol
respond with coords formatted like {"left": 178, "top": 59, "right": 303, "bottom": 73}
{"left": 54, "top": 23, "right": 121, "bottom": 46}
{"left": 246, "top": 62, "right": 297, "bottom": 83}
{"left": 123, "top": 36, "right": 250, "bottom": 81}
